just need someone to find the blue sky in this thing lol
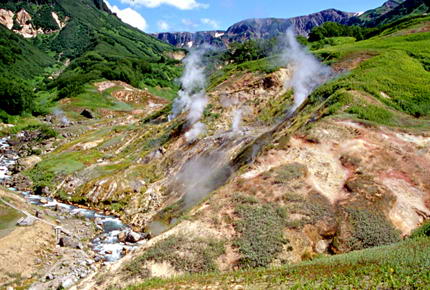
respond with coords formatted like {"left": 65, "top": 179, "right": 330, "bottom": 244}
{"left": 104, "top": 0, "right": 388, "bottom": 33}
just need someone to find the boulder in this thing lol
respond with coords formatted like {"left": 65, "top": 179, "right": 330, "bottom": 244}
{"left": 17, "top": 155, "right": 42, "bottom": 170}
{"left": 126, "top": 231, "right": 142, "bottom": 243}
{"left": 17, "top": 216, "right": 35, "bottom": 226}
{"left": 58, "top": 237, "right": 83, "bottom": 249}
{"left": 315, "top": 240, "right": 329, "bottom": 254}
{"left": 80, "top": 109, "right": 95, "bottom": 119}
{"left": 118, "top": 231, "right": 127, "bottom": 243}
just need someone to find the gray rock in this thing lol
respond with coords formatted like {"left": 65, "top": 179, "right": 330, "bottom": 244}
{"left": 17, "top": 155, "right": 42, "bottom": 170}
{"left": 17, "top": 216, "right": 35, "bottom": 226}
{"left": 126, "top": 231, "right": 142, "bottom": 243}
{"left": 58, "top": 237, "right": 83, "bottom": 249}
{"left": 46, "top": 273, "right": 55, "bottom": 280}
{"left": 61, "top": 277, "right": 75, "bottom": 289}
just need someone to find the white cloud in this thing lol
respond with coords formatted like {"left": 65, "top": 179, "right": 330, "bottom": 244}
{"left": 181, "top": 18, "right": 198, "bottom": 28}
{"left": 157, "top": 20, "right": 170, "bottom": 31}
{"left": 120, "top": 0, "right": 209, "bottom": 10}
{"left": 201, "top": 18, "right": 220, "bottom": 29}
{"left": 105, "top": 1, "right": 148, "bottom": 31}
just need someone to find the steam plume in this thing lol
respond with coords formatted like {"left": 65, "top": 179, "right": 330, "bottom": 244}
{"left": 53, "top": 108, "right": 70, "bottom": 125}
{"left": 232, "top": 109, "right": 242, "bottom": 134}
{"left": 281, "top": 28, "right": 332, "bottom": 112}
{"left": 170, "top": 49, "right": 208, "bottom": 142}
{"left": 174, "top": 151, "right": 232, "bottom": 210}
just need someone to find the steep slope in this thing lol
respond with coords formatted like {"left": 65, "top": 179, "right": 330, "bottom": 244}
{"left": 0, "top": 0, "right": 174, "bottom": 59}
{"left": 154, "top": 9, "right": 355, "bottom": 48}
{"left": 0, "top": 24, "right": 54, "bottom": 79}
{"left": 0, "top": 0, "right": 181, "bottom": 120}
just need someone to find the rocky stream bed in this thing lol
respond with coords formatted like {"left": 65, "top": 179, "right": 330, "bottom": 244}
{"left": 0, "top": 135, "right": 148, "bottom": 289}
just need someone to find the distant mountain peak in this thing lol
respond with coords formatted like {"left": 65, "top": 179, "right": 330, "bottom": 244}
{"left": 382, "top": 0, "right": 406, "bottom": 9}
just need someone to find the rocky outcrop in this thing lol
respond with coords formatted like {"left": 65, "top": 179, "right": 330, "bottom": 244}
{"left": 154, "top": 9, "right": 355, "bottom": 48}
{"left": 0, "top": 8, "right": 68, "bottom": 38}
{"left": 0, "top": 9, "right": 13, "bottom": 29}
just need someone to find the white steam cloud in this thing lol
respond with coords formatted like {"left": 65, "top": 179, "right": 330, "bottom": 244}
{"left": 281, "top": 28, "right": 332, "bottom": 113}
{"left": 232, "top": 109, "right": 242, "bottom": 134}
{"left": 53, "top": 108, "right": 70, "bottom": 125}
{"left": 174, "top": 151, "right": 232, "bottom": 210}
{"left": 170, "top": 49, "right": 208, "bottom": 142}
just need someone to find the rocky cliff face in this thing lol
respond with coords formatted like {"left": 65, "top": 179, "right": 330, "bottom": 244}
{"left": 154, "top": 9, "right": 355, "bottom": 48}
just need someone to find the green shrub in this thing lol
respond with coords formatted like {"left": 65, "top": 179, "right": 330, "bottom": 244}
{"left": 410, "top": 221, "right": 430, "bottom": 238}
{"left": 234, "top": 203, "right": 288, "bottom": 268}
{"left": 0, "top": 77, "right": 34, "bottom": 115}
{"left": 346, "top": 208, "right": 401, "bottom": 250}
{"left": 124, "top": 235, "right": 224, "bottom": 277}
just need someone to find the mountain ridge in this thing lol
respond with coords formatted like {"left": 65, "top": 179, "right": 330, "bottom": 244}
{"left": 154, "top": 9, "right": 355, "bottom": 48}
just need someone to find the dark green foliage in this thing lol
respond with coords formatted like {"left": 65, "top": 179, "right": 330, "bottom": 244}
{"left": 49, "top": 20, "right": 95, "bottom": 59}
{"left": 32, "top": 5, "right": 60, "bottom": 31}
{"left": 234, "top": 203, "right": 288, "bottom": 268}
{"left": 0, "top": 77, "right": 34, "bottom": 116}
{"left": 49, "top": 52, "right": 181, "bottom": 99}
{"left": 222, "top": 38, "right": 277, "bottom": 64}
{"left": 410, "top": 221, "right": 430, "bottom": 238}
{"left": 0, "top": 25, "right": 54, "bottom": 79}
{"left": 124, "top": 235, "right": 224, "bottom": 277}
{"left": 308, "top": 22, "right": 372, "bottom": 42}
{"left": 346, "top": 208, "right": 401, "bottom": 250}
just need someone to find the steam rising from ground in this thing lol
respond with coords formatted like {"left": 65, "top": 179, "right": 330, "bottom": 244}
{"left": 53, "top": 108, "right": 70, "bottom": 125}
{"left": 174, "top": 151, "right": 232, "bottom": 210}
{"left": 170, "top": 49, "right": 208, "bottom": 142}
{"left": 281, "top": 28, "right": 332, "bottom": 112}
{"left": 232, "top": 109, "right": 242, "bottom": 134}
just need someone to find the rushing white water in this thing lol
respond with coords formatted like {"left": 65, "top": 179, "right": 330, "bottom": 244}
{"left": 0, "top": 137, "right": 143, "bottom": 263}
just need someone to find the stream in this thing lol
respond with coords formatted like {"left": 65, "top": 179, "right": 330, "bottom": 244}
{"left": 0, "top": 136, "right": 144, "bottom": 263}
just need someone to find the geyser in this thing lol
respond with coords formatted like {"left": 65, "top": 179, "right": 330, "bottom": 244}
{"left": 281, "top": 28, "right": 332, "bottom": 113}
{"left": 170, "top": 49, "right": 208, "bottom": 142}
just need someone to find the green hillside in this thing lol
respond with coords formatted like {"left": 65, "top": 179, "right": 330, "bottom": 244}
{"left": 351, "top": 0, "right": 430, "bottom": 27}
{"left": 0, "top": 0, "right": 181, "bottom": 120}
{"left": 129, "top": 236, "right": 430, "bottom": 289}
{"left": 0, "top": 25, "right": 54, "bottom": 79}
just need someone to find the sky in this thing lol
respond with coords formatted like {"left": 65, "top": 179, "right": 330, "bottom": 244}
{"left": 104, "top": 0, "right": 389, "bottom": 33}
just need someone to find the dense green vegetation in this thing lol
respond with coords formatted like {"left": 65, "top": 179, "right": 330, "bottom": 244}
{"left": 351, "top": 0, "right": 430, "bottom": 27}
{"left": 0, "top": 0, "right": 182, "bottom": 122}
{"left": 234, "top": 200, "right": 288, "bottom": 268}
{"left": 310, "top": 16, "right": 430, "bottom": 123}
{"left": 129, "top": 236, "right": 430, "bottom": 289}
{"left": 308, "top": 22, "right": 371, "bottom": 42}
{"left": 346, "top": 208, "right": 401, "bottom": 250}
{"left": 124, "top": 235, "right": 224, "bottom": 277}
